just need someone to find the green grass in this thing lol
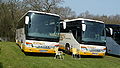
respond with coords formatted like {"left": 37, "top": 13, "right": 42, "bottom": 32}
{"left": 0, "top": 42, "right": 120, "bottom": 68}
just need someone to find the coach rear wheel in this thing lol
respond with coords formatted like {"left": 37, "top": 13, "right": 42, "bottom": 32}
{"left": 65, "top": 43, "right": 71, "bottom": 54}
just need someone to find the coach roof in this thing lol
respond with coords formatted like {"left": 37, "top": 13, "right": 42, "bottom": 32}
{"left": 28, "top": 10, "right": 60, "bottom": 17}
{"left": 64, "top": 18, "right": 104, "bottom": 23}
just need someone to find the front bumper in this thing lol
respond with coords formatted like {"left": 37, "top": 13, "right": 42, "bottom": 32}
{"left": 23, "top": 46, "right": 56, "bottom": 53}
{"left": 79, "top": 52, "right": 105, "bottom": 56}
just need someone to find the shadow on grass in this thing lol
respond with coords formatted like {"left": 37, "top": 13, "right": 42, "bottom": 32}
{"left": 24, "top": 52, "right": 55, "bottom": 57}
{"left": 106, "top": 54, "right": 120, "bottom": 58}
{"left": 80, "top": 55, "right": 104, "bottom": 58}
{"left": 0, "top": 62, "right": 3, "bottom": 68}
{"left": 65, "top": 53, "right": 104, "bottom": 58}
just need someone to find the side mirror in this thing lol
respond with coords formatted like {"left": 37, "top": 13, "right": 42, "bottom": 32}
{"left": 82, "top": 24, "right": 86, "bottom": 31}
{"left": 25, "top": 16, "right": 29, "bottom": 24}
{"left": 82, "top": 20, "right": 86, "bottom": 31}
{"left": 109, "top": 28, "right": 113, "bottom": 35}
{"left": 63, "top": 22, "right": 66, "bottom": 29}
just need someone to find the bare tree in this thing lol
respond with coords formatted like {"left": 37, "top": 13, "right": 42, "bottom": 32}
{"left": 42, "top": 0, "right": 64, "bottom": 12}
{"left": 52, "top": 7, "right": 76, "bottom": 19}
{"left": 0, "top": 0, "right": 21, "bottom": 41}
{"left": 23, "top": 0, "right": 43, "bottom": 11}
{"left": 78, "top": 11, "right": 94, "bottom": 19}
{"left": 23, "top": 0, "right": 64, "bottom": 12}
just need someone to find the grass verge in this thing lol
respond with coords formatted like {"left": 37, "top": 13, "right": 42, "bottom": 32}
{"left": 0, "top": 42, "right": 120, "bottom": 68}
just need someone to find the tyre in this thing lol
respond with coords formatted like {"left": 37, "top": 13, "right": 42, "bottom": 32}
{"left": 65, "top": 43, "right": 71, "bottom": 54}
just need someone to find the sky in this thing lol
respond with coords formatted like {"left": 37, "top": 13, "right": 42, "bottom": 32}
{"left": 63, "top": 0, "right": 120, "bottom": 16}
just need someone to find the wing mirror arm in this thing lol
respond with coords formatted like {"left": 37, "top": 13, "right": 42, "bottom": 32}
{"left": 63, "top": 22, "right": 66, "bottom": 29}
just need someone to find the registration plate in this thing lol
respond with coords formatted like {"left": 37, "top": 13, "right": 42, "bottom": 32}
{"left": 92, "top": 53, "right": 98, "bottom": 55}
{"left": 40, "top": 50, "right": 48, "bottom": 52}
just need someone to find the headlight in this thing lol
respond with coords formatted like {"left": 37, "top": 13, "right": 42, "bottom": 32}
{"left": 102, "top": 49, "right": 106, "bottom": 52}
{"left": 26, "top": 42, "right": 33, "bottom": 47}
{"left": 26, "top": 44, "right": 33, "bottom": 47}
{"left": 101, "top": 48, "right": 106, "bottom": 52}
{"left": 81, "top": 48, "right": 87, "bottom": 52}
